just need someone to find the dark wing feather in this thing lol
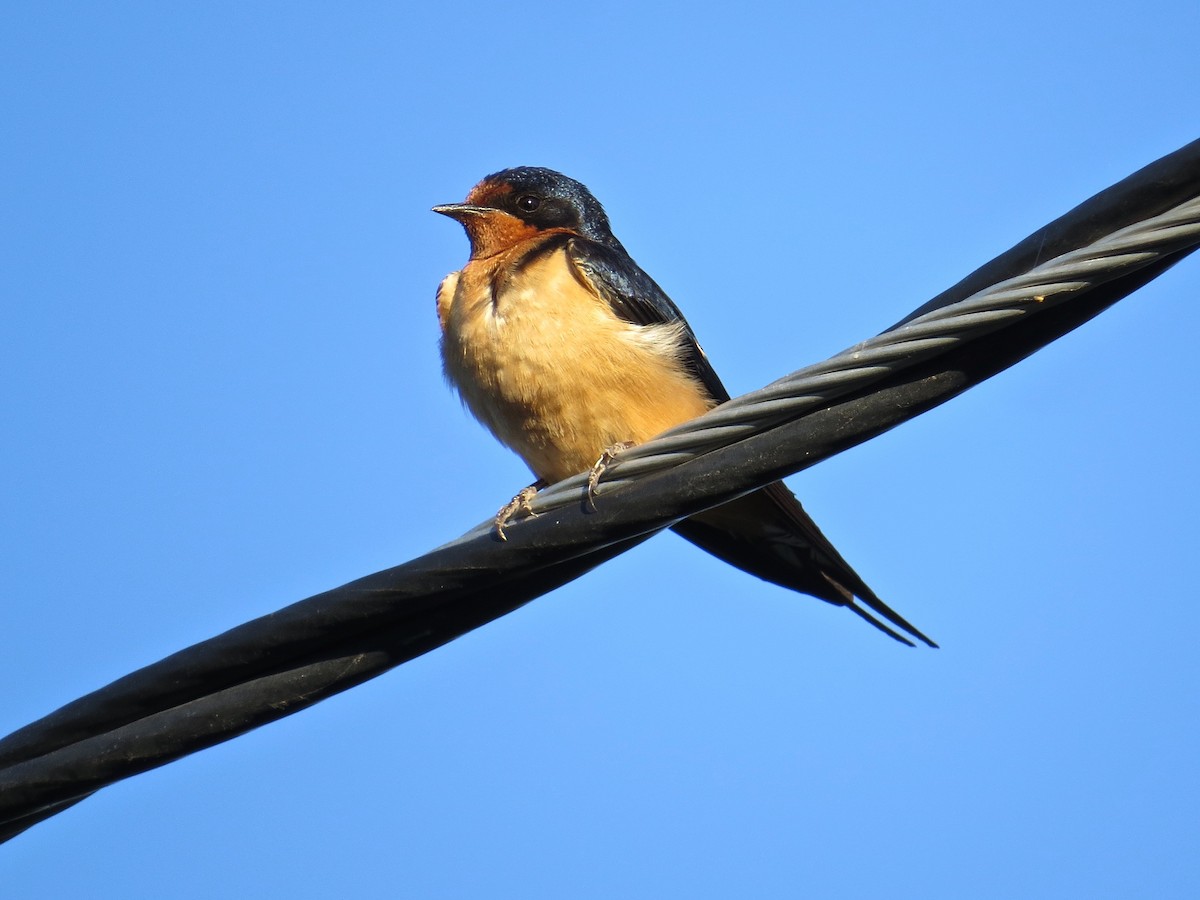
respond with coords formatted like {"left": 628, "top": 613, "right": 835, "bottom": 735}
{"left": 564, "top": 237, "right": 934, "bottom": 647}
{"left": 674, "top": 486, "right": 937, "bottom": 647}
{"left": 566, "top": 238, "right": 731, "bottom": 403}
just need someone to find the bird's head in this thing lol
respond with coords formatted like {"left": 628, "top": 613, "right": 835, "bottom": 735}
{"left": 433, "top": 167, "right": 618, "bottom": 258}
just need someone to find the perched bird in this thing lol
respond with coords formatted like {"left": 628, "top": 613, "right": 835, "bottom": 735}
{"left": 433, "top": 167, "right": 934, "bottom": 647}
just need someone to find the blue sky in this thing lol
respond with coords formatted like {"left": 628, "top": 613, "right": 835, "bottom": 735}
{"left": 2, "top": 2, "right": 1198, "bottom": 897}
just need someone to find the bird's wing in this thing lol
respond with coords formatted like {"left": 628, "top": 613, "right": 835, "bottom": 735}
{"left": 674, "top": 485, "right": 937, "bottom": 647}
{"left": 565, "top": 236, "right": 934, "bottom": 647}
{"left": 565, "top": 237, "right": 731, "bottom": 403}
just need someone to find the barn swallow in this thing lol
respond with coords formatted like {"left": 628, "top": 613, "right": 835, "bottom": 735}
{"left": 433, "top": 167, "right": 935, "bottom": 647}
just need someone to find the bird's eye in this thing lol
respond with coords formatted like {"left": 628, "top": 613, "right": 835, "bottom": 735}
{"left": 516, "top": 194, "right": 542, "bottom": 212}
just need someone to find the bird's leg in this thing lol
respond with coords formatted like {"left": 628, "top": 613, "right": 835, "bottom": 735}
{"left": 494, "top": 480, "right": 547, "bottom": 541}
{"left": 586, "top": 441, "right": 636, "bottom": 511}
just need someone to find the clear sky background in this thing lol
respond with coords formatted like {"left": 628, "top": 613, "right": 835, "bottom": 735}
{"left": 3, "top": 2, "right": 1198, "bottom": 897}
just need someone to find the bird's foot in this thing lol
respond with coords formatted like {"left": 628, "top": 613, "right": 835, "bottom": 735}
{"left": 494, "top": 481, "right": 546, "bottom": 541}
{"left": 586, "top": 441, "right": 635, "bottom": 511}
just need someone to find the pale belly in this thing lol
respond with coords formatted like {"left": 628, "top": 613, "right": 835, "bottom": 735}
{"left": 438, "top": 248, "right": 713, "bottom": 484}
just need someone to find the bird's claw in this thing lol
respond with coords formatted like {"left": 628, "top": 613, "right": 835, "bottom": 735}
{"left": 494, "top": 482, "right": 544, "bottom": 541}
{"left": 586, "top": 441, "right": 635, "bottom": 511}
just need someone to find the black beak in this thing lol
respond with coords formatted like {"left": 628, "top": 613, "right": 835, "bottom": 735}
{"left": 431, "top": 203, "right": 490, "bottom": 222}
